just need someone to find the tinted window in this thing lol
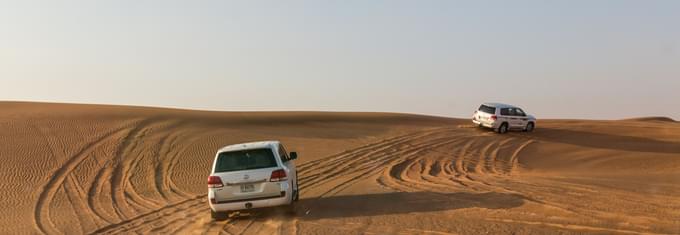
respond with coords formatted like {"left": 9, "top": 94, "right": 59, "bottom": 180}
{"left": 214, "top": 148, "right": 278, "bottom": 173}
{"left": 500, "top": 108, "right": 510, "bottom": 115}
{"left": 515, "top": 108, "right": 526, "bottom": 116}
{"left": 478, "top": 105, "right": 496, "bottom": 114}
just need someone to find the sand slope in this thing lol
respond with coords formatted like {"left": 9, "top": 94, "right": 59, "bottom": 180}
{"left": 1, "top": 102, "right": 679, "bottom": 234}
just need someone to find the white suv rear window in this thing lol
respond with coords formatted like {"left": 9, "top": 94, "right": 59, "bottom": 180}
{"left": 215, "top": 148, "right": 278, "bottom": 173}
{"left": 478, "top": 105, "right": 496, "bottom": 114}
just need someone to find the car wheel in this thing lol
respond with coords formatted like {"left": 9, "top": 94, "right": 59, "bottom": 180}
{"left": 293, "top": 189, "right": 299, "bottom": 202}
{"left": 211, "top": 210, "right": 229, "bottom": 221}
{"left": 525, "top": 122, "right": 534, "bottom": 132}
{"left": 497, "top": 123, "right": 508, "bottom": 134}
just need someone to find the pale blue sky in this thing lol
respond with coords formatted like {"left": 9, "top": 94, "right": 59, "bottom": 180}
{"left": 1, "top": 1, "right": 679, "bottom": 119}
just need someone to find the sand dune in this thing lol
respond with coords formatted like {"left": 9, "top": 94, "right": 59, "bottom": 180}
{"left": 1, "top": 102, "right": 679, "bottom": 234}
{"left": 624, "top": 117, "right": 676, "bottom": 122}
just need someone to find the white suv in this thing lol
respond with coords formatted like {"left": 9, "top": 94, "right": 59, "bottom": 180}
{"left": 472, "top": 103, "right": 536, "bottom": 134}
{"left": 208, "top": 141, "right": 298, "bottom": 219}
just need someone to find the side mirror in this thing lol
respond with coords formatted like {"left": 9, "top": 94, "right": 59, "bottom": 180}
{"left": 289, "top": 152, "right": 298, "bottom": 160}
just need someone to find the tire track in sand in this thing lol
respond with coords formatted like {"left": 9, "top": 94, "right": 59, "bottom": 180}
{"left": 296, "top": 129, "right": 447, "bottom": 189}
{"left": 109, "top": 120, "right": 157, "bottom": 219}
{"left": 34, "top": 124, "right": 132, "bottom": 235}
{"left": 90, "top": 195, "right": 207, "bottom": 234}
{"left": 508, "top": 139, "right": 534, "bottom": 174}
{"left": 378, "top": 134, "right": 533, "bottom": 193}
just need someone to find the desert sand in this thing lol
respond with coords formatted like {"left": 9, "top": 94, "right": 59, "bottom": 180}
{"left": 1, "top": 102, "right": 679, "bottom": 235}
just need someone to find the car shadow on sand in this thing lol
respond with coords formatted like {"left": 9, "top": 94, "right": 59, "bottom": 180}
{"left": 233, "top": 191, "right": 525, "bottom": 220}
{"left": 298, "top": 191, "right": 525, "bottom": 220}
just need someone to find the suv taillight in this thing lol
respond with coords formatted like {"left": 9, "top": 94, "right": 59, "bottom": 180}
{"left": 490, "top": 115, "right": 497, "bottom": 121}
{"left": 208, "top": 176, "right": 223, "bottom": 188}
{"left": 270, "top": 169, "right": 287, "bottom": 182}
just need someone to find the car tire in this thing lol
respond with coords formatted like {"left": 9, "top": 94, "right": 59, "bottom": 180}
{"left": 293, "top": 172, "right": 299, "bottom": 202}
{"left": 497, "top": 123, "right": 508, "bottom": 134}
{"left": 525, "top": 122, "right": 535, "bottom": 132}
{"left": 211, "top": 210, "right": 229, "bottom": 221}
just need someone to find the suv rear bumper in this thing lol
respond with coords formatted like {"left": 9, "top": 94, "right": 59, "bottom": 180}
{"left": 473, "top": 119, "right": 498, "bottom": 128}
{"left": 209, "top": 187, "right": 292, "bottom": 212}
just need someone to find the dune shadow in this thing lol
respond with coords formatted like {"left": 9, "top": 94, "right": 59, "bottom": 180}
{"left": 289, "top": 191, "right": 525, "bottom": 220}
{"left": 525, "top": 128, "right": 680, "bottom": 154}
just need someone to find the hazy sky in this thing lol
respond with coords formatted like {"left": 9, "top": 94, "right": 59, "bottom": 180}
{"left": 1, "top": 1, "right": 679, "bottom": 119}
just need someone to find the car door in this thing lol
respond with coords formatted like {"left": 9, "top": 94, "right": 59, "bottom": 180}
{"left": 278, "top": 145, "right": 296, "bottom": 188}
{"left": 514, "top": 108, "right": 529, "bottom": 127}
{"left": 507, "top": 108, "right": 524, "bottom": 128}
{"left": 499, "top": 108, "right": 512, "bottom": 125}
{"left": 510, "top": 108, "right": 527, "bottom": 129}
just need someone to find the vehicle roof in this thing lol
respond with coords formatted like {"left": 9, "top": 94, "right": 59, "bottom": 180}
{"left": 217, "top": 141, "right": 280, "bottom": 153}
{"left": 482, "top": 102, "right": 519, "bottom": 109}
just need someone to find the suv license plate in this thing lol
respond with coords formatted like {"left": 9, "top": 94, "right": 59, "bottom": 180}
{"left": 240, "top": 184, "right": 255, "bottom": 193}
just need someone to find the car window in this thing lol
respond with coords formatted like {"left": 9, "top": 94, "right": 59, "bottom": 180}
{"left": 278, "top": 145, "right": 290, "bottom": 162}
{"left": 515, "top": 108, "right": 526, "bottom": 116}
{"left": 214, "top": 148, "right": 278, "bottom": 173}
{"left": 478, "top": 105, "right": 496, "bottom": 114}
{"left": 500, "top": 108, "right": 510, "bottom": 116}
